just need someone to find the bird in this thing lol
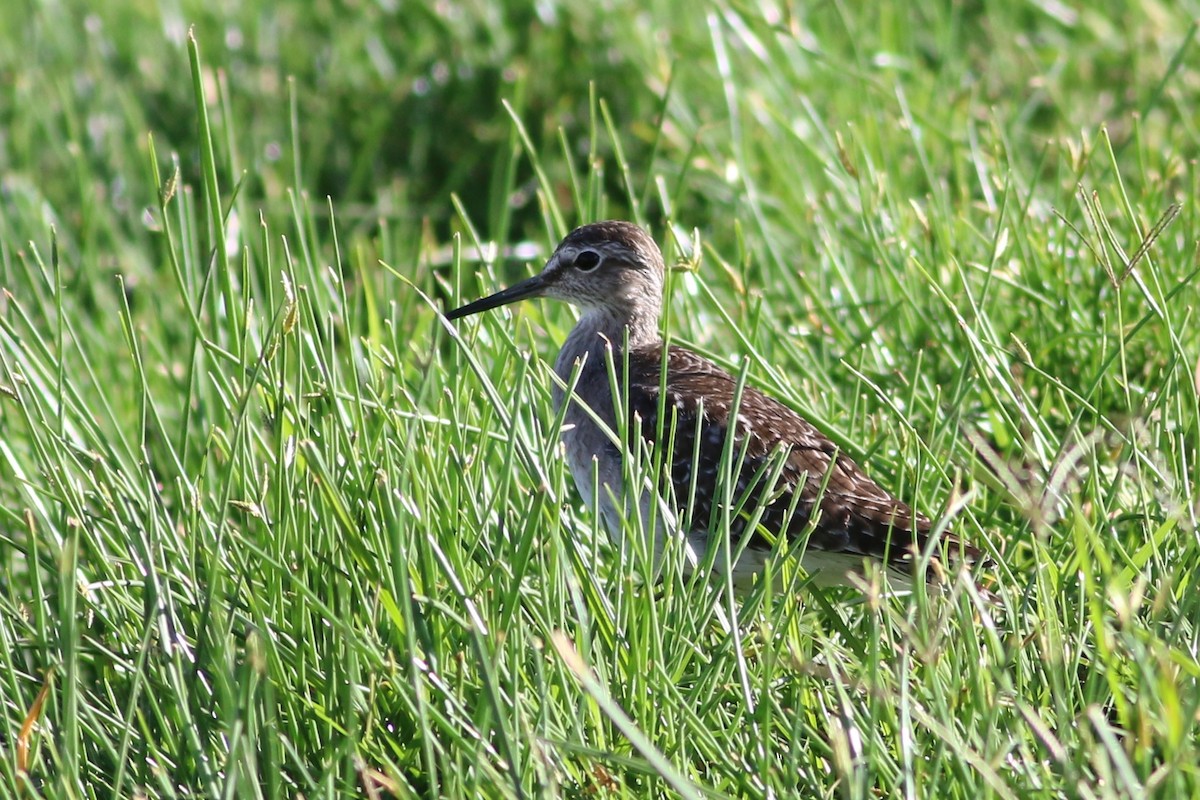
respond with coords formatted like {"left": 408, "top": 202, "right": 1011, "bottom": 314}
{"left": 445, "top": 220, "right": 988, "bottom": 589}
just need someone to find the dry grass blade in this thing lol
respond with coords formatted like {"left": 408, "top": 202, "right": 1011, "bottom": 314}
{"left": 17, "top": 669, "right": 54, "bottom": 779}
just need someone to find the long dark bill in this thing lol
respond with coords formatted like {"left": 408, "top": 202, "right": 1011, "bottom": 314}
{"left": 445, "top": 274, "right": 548, "bottom": 320}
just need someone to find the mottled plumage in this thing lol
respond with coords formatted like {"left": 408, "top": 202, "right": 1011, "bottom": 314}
{"left": 447, "top": 220, "right": 986, "bottom": 587}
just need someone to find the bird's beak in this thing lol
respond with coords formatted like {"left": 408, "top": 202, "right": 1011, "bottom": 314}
{"left": 445, "top": 273, "right": 549, "bottom": 320}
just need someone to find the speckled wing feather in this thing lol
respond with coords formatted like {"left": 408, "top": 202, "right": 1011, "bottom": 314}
{"left": 625, "top": 345, "right": 982, "bottom": 575}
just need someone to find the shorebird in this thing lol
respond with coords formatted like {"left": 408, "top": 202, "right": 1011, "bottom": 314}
{"left": 446, "top": 221, "right": 987, "bottom": 588}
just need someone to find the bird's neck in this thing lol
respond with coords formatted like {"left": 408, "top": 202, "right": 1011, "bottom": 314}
{"left": 552, "top": 306, "right": 660, "bottom": 408}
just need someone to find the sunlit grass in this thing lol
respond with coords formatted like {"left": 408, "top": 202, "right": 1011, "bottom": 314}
{"left": 2, "top": 1, "right": 1198, "bottom": 798}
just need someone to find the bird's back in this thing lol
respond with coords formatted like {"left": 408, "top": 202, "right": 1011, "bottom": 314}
{"left": 623, "top": 344, "right": 981, "bottom": 582}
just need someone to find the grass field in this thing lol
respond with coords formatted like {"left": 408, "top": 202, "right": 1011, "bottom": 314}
{"left": 2, "top": 1, "right": 1199, "bottom": 797}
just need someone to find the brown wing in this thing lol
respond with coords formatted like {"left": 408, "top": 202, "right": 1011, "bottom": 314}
{"left": 626, "top": 344, "right": 983, "bottom": 573}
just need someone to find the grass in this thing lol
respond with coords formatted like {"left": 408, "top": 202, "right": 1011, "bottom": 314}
{"left": 2, "top": 0, "right": 1199, "bottom": 797}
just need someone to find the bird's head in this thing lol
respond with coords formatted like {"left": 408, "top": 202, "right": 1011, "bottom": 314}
{"left": 446, "top": 221, "right": 665, "bottom": 322}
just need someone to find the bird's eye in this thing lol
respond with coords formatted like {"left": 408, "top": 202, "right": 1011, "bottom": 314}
{"left": 573, "top": 250, "right": 602, "bottom": 272}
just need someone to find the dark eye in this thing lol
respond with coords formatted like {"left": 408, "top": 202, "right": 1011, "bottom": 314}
{"left": 573, "top": 250, "right": 601, "bottom": 272}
